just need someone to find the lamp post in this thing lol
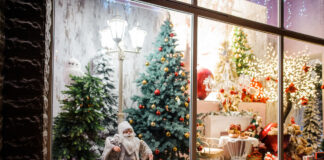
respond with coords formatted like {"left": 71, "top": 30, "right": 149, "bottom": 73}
{"left": 106, "top": 16, "right": 146, "bottom": 123}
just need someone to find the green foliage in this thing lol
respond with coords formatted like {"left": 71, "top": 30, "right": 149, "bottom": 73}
{"left": 124, "top": 19, "right": 190, "bottom": 160}
{"left": 231, "top": 26, "right": 253, "bottom": 75}
{"left": 91, "top": 53, "right": 118, "bottom": 138}
{"left": 53, "top": 65, "right": 105, "bottom": 160}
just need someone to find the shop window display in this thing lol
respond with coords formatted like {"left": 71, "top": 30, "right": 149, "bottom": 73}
{"left": 52, "top": 0, "right": 192, "bottom": 159}
{"left": 51, "top": 0, "right": 323, "bottom": 160}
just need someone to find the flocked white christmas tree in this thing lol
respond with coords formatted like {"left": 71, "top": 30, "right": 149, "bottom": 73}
{"left": 91, "top": 51, "right": 118, "bottom": 153}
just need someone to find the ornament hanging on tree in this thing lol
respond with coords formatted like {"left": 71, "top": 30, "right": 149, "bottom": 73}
{"left": 159, "top": 47, "right": 163, "bottom": 51}
{"left": 164, "top": 38, "right": 168, "bottom": 42}
{"left": 139, "top": 104, "right": 145, "bottom": 109}
{"left": 184, "top": 132, "right": 190, "bottom": 139}
{"left": 154, "top": 89, "right": 160, "bottom": 95}
{"left": 151, "top": 121, "right": 156, "bottom": 127}
{"left": 165, "top": 105, "right": 169, "bottom": 111}
{"left": 161, "top": 57, "right": 166, "bottom": 62}
{"left": 142, "top": 80, "right": 147, "bottom": 85}
{"left": 138, "top": 134, "right": 143, "bottom": 139}
{"left": 185, "top": 102, "right": 189, "bottom": 108}
{"left": 181, "top": 86, "right": 185, "bottom": 92}
{"left": 170, "top": 33, "right": 174, "bottom": 37}
{"left": 180, "top": 62, "right": 184, "bottom": 66}
{"left": 145, "top": 62, "right": 150, "bottom": 66}
{"left": 173, "top": 147, "right": 177, "bottom": 152}
{"left": 175, "top": 72, "right": 179, "bottom": 77}
{"left": 156, "top": 110, "right": 161, "bottom": 115}
{"left": 155, "top": 149, "right": 160, "bottom": 155}
{"left": 186, "top": 114, "right": 190, "bottom": 120}
{"left": 164, "top": 67, "right": 169, "bottom": 72}
{"left": 166, "top": 131, "right": 171, "bottom": 137}
{"left": 151, "top": 104, "right": 156, "bottom": 109}
{"left": 179, "top": 117, "right": 184, "bottom": 122}
{"left": 129, "top": 119, "right": 133, "bottom": 124}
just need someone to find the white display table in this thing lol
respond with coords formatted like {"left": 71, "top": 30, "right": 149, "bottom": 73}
{"left": 219, "top": 136, "right": 259, "bottom": 160}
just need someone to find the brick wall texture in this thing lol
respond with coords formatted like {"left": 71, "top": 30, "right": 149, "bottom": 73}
{"left": 2, "top": 0, "right": 51, "bottom": 159}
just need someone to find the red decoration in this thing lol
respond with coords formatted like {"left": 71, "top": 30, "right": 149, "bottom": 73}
{"left": 321, "top": 84, "right": 324, "bottom": 89}
{"left": 174, "top": 72, "right": 179, "bottom": 77}
{"left": 285, "top": 83, "right": 297, "bottom": 93}
{"left": 188, "top": 80, "right": 190, "bottom": 83}
{"left": 197, "top": 68, "right": 213, "bottom": 100}
{"left": 230, "top": 90, "right": 238, "bottom": 95}
{"left": 187, "top": 97, "right": 190, "bottom": 102}
{"left": 158, "top": 47, "right": 162, "bottom": 51}
{"left": 197, "top": 145, "right": 203, "bottom": 151}
{"left": 291, "top": 117, "right": 296, "bottom": 124}
{"left": 179, "top": 117, "right": 184, "bottom": 122}
{"left": 303, "top": 64, "right": 310, "bottom": 72}
{"left": 170, "top": 33, "right": 174, "bottom": 37}
{"left": 260, "top": 123, "right": 290, "bottom": 153}
{"left": 180, "top": 62, "right": 184, "bottom": 66}
{"left": 300, "top": 97, "right": 308, "bottom": 105}
{"left": 139, "top": 104, "right": 145, "bottom": 109}
{"left": 154, "top": 89, "right": 160, "bottom": 95}
{"left": 154, "top": 149, "right": 160, "bottom": 155}
{"left": 156, "top": 110, "right": 161, "bottom": 115}
{"left": 219, "top": 89, "right": 225, "bottom": 94}
{"left": 265, "top": 76, "right": 271, "bottom": 81}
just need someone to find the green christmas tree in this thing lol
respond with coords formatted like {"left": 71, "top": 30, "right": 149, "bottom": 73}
{"left": 91, "top": 52, "right": 118, "bottom": 138}
{"left": 53, "top": 66, "right": 105, "bottom": 160}
{"left": 231, "top": 26, "right": 253, "bottom": 75}
{"left": 124, "top": 19, "right": 190, "bottom": 160}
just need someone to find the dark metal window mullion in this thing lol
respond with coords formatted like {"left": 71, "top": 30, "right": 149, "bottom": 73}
{"left": 278, "top": 0, "right": 284, "bottom": 160}
{"left": 189, "top": 0, "right": 198, "bottom": 160}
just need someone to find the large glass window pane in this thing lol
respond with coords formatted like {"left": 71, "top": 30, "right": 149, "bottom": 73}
{"left": 196, "top": 17, "right": 280, "bottom": 159}
{"left": 53, "top": 0, "right": 191, "bottom": 159}
{"left": 283, "top": 38, "right": 324, "bottom": 157}
{"left": 198, "top": 0, "right": 278, "bottom": 26}
{"left": 284, "top": 0, "right": 324, "bottom": 38}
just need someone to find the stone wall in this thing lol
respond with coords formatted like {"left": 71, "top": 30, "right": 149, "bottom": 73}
{"left": 2, "top": 0, "right": 51, "bottom": 159}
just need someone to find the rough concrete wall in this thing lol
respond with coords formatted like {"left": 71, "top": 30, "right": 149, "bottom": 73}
{"left": 2, "top": 0, "right": 51, "bottom": 159}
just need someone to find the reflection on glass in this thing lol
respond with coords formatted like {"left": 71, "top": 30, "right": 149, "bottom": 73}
{"left": 284, "top": 1, "right": 324, "bottom": 38}
{"left": 283, "top": 38, "right": 324, "bottom": 157}
{"left": 197, "top": 17, "right": 279, "bottom": 159}
{"left": 198, "top": 0, "right": 278, "bottom": 26}
{"left": 53, "top": 0, "right": 191, "bottom": 159}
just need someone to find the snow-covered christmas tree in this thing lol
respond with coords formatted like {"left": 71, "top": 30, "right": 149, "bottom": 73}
{"left": 91, "top": 52, "right": 118, "bottom": 138}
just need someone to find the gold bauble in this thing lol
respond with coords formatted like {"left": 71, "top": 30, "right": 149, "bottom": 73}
{"left": 142, "top": 80, "right": 147, "bottom": 85}
{"left": 197, "top": 132, "right": 200, "bottom": 138}
{"left": 151, "top": 104, "right": 156, "bottom": 109}
{"left": 235, "top": 54, "right": 240, "bottom": 59}
{"left": 151, "top": 121, "right": 156, "bottom": 127}
{"left": 145, "top": 62, "right": 150, "bottom": 66}
{"left": 196, "top": 142, "right": 200, "bottom": 146}
{"left": 129, "top": 119, "right": 134, "bottom": 124}
{"left": 181, "top": 72, "right": 186, "bottom": 77}
{"left": 185, "top": 85, "right": 189, "bottom": 90}
{"left": 164, "top": 67, "right": 169, "bottom": 72}
{"left": 170, "top": 23, "right": 173, "bottom": 28}
{"left": 165, "top": 105, "right": 169, "bottom": 111}
{"left": 186, "top": 114, "right": 190, "bottom": 120}
{"left": 175, "top": 96, "right": 180, "bottom": 101}
{"left": 180, "top": 53, "right": 184, "bottom": 58}
{"left": 173, "top": 54, "right": 178, "bottom": 58}
{"left": 181, "top": 86, "right": 185, "bottom": 91}
{"left": 184, "top": 132, "right": 190, "bottom": 139}
{"left": 185, "top": 102, "right": 189, "bottom": 107}
{"left": 166, "top": 131, "right": 171, "bottom": 137}
{"left": 238, "top": 63, "right": 242, "bottom": 67}
{"left": 161, "top": 57, "right": 166, "bottom": 62}
{"left": 173, "top": 147, "right": 177, "bottom": 152}
{"left": 164, "top": 38, "right": 168, "bottom": 42}
{"left": 138, "top": 134, "right": 143, "bottom": 139}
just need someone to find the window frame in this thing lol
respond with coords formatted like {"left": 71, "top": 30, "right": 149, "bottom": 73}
{"left": 132, "top": 0, "right": 324, "bottom": 160}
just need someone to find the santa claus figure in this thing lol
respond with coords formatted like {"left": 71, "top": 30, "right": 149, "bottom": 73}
{"left": 102, "top": 121, "right": 153, "bottom": 160}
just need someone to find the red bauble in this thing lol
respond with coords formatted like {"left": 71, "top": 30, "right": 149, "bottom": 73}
{"left": 219, "top": 89, "right": 225, "bottom": 93}
{"left": 197, "top": 145, "right": 203, "bottom": 151}
{"left": 175, "top": 72, "right": 179, "bottom": 77}
{"left": 158, "top": 47, "right": 163, "bottom": 51}
{"left": 197, "top": 68, "right": 213, "bottom": 100}
{"left": 321, "top": 84, "right": 324, "bottom": 89}
{"left": 180, "top": 62, "right": 184, "bottom": 66}
{"left": 179, "top": 117, "right": 184, "bottom": 122}
{"left": 154, "top": 89, "right": 160, "bottom": 95}
{"left": 155, "top": 149, "right": 160, "bottom": 155}
{"left": 265, "top": 76, "right": 271, "bottom": 81}
{"left": 188, "top": 80, "right": 190, "bottom": 83}
{"left": 156, "top": 110, "right": 161, "bottom": 115}
{"left": 187, "top": 97, "right": 190, "bottom": 102}
{"left": 139, "top": 104, "right": 144, "bottom": 109}
{"left": 170, "top": 33, "right": 174, "bottom": 37}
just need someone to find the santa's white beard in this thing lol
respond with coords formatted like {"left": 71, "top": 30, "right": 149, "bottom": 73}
{"left": 121, "top": 133, "right": 136, "bottom": 155}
